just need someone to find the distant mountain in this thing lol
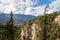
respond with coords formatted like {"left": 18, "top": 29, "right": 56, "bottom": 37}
{"left": 0, "top": 13, "right": 35, "bottom": 25}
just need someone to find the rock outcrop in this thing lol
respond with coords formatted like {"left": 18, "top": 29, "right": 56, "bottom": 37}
{"left": 54, "top": 15, "right": 60, "bottom": 25}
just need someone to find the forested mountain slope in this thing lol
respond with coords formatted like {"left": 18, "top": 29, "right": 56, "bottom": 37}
{"left": 21, "top": 12, "right": 60, "bottom": 40}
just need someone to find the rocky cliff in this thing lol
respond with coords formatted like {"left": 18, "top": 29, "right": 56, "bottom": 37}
{"left": 20, "top": 12, "right": 60, "bottom": 40}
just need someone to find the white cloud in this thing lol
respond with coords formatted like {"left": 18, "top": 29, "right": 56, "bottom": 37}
{"left": 0, "top": 0, "right": 16, "bottom": 13}
{"left": 0, "top": 0, "right": 60, "bottom": 16}
{"left": 0, "top": 0, "right": 47, "bottom": 16}
{"left": 47, "top": 0, "right": 60, "bottom": 14}
{"left": 25, "top": 5, "right": 46, "bottom": 16}
{"left": 0, "top": 0, "right": 39, "bottom": 14}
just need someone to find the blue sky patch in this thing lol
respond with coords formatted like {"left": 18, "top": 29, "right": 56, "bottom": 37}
{"left": 33, "top": 0, "right": 55, "bottom": 7}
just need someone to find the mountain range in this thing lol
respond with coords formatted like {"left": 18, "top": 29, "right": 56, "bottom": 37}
{"left": 0, "top": 13, "right": 35, "bottom": 25}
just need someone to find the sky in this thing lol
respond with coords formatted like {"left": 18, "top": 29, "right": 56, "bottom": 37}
{"left": 0, "top": 0, "right": 60, "bottom": 16}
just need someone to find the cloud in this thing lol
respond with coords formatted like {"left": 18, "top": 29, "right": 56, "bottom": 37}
{"left": 14, "top": 0, "right": 39, "bottom": 14}
{"left": 0, "top": 0, "right": 39, "bottom": 14}
{"left": 0, "top": 0, "right": 16, "bottom": 13}
{"left": 47, "top": 0, "right": 60, "bottom": 13}
{"left": 25, "top": 5, "right": 46, "bottom": 16}
{"left": 0, "top": 0, "right": 60, "bottom": 16}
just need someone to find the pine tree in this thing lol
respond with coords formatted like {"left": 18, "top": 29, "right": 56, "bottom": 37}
{"left": 4, "top": 11, "right": 15, "bottom": 40}
{"left": 9, "top": 11, "right": 14, "bottom": 40}
{"left": 42, "top": 5, "right": 49, "bottom": 40}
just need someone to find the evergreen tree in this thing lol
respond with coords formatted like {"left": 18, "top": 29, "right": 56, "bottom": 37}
{"left": 42, "top": 5, "right": 49, "bottom": 40}
{"left": 4, "top": 11, "right": 15, "bottom": 40}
